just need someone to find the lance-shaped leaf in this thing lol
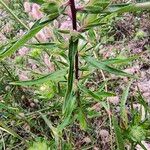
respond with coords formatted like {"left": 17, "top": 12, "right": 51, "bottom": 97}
{"left": 0, "top": 15, "right": 59, "bottom": 60}
{"left": 78, "top": 83, "right": 113, "bottom": 112}
{"left": 25, "top": 42, "right": 57, "bottom": 49}
{"left": 137, "top": 89, "right": 150, "bottom": 113}
{"left": 10, "top": 69, "right": 66, "bottom": 86}
{"left": 77, "top": 108, "right": 87, "bottom": 130}
{"left": 78, "top": 83, "right": 115, "bottom": 99}
{"left": 39, "top": 112, "right": 59, "bottom": 146}
{"left": 101, "top": 55, "right": 139, "bottom": 65}
{"left": 112, "top": 116, "right": 125, "bottom": 150}
{"left": 78, "top": 2, "right": 150, "bottom": 14}
{"left": 25, "top": 42, "right": 67, "bottom": 50}
{"left": 108, "top": 2, "right": 150, "bottom": 14}
{"left": 120, "top": 81, "right": 132, "bottom": 128}
{"left": 84, "top": 56, "right": 134, "bottom": 78}
{"left": 62, "top": 36, "right": 78, "bottom": 114}
{"left": 58, "top": 95, "right": 76, "bottom": 132}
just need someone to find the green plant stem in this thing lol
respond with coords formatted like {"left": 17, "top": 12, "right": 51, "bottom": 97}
{"left": 135, "top": 2, "right": 150, "bottom": 9}
{"left": 0, "top": 0, "right": 29, "bottom": 30}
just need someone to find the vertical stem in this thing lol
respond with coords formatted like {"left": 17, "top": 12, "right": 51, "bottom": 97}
{"left": 69, "top": 0, "right": 80, "bottom": 102}
{"left": 69, "top": 0, "right": 77, "bottom": 30}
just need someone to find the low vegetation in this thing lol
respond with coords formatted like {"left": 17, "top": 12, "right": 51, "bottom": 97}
{"left": 0, "top": 0, "right": 150, "bottom": 149}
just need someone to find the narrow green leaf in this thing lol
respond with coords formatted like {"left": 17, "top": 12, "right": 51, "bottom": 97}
{"left": 63, "top": 36, "right": 78, "bottom": 114}
{"left": 87, "top": 110, "right": 101, "bottom": 119}
{"left": 58, "top": 95, "right": 76, "bottom": 131}
{"left": 39, "top": 112, "right": 59, "bottom": 146}
{"left": 79, "top": 2, "right": 150, "bottom": 14}
{"left": 120, "top": 81, "right": 132, "bottom": 127}
{"left": 25, "top": 42, "right": 57, "bottom": 49}
{"left": 0, "top": 102, "right": 18, "bottom": 112}
{"left": 82, "top": 1, "right": 110, "bottom": 14}
{"left": 78, "top": 84, "right": 110, "bottom": 111}
{"left": 137, "top": 88, "right": 150, "bottom": 113}
{"left": 0, "top": 24, "right": 44, "bottom": 59}
{"left": 0, "top": 0, "right": 29, "bottom": 29}
{"left": 0, "top": 16, "right": 59, "bottom": 60}
{"left": 10, "top": 69, "right": 66, "bottom": 86}
{"left": 84, "top": 56, "right": 134, "bottom": 78}
{"left": 78, "top": 84, "right": 115, "bottom": 99}
{"left": 96, "top": 91, "right": 116, "bottom": 97}
{"left": 77, "top": 108, "right": 87, "bottom": 130}
{"left": 112, "top": 2, "right": 150, "bottom": 14}
{"left": 112, "top": 116, "right": 125, "bottom": 150}
{"left": 101, "top": 56, "right": 139, "bottom": 65}
{"left": 25, "top": 42, "right": 67, "bottom": 50}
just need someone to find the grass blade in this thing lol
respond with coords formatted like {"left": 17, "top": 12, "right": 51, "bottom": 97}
{"left": 120, "top": 81, "right": 132, "bottom": 128}
{"left": 112, "top": 116, "right": 125, "bottom": 150}
{"left": 39, "top": 112, "right": 59, "bottom": 146}
{"left": 0, "top": 121, "right": 26, "bottom": 143}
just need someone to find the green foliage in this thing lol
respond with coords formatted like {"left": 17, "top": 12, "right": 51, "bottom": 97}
{"left": 36, "top": 81, "right": 56, "bottom": 99}
{"left": 112, "top": 116, "right": 125, "bottom": 150}
{"left": 84, "top": 56, "right": 134, "bottom": 77}
{"left": 28, "top": 141, "right": 49, "bottom": 150}
{"left": 62, "top": 36, "right": 78, "bottom": 114}
{"left": 120, "top": 81, "right": 132, "bottom": 128}
{"left": 10, "top": 69, "right": 66, "bottom": 86}
{"left": 41, "top": 2, "right": 59, "bottom": 15}
{"left": 0, "top": 0, "right": 150, "bottom": 149}
{"left": 77, "top": 108, "right": 87, "bottom": 130}
{"left": 128, "top": 125, "right": 146, "bottom": 142}
{"left": 29, "top": 0, "right": 44, "bottom": 5}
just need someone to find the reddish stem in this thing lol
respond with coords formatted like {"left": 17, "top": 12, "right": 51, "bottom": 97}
{"left": 69, "top": 0, "right": 79, "bottom": 80}
{"left": 69, "top": 0, "right": 77, "bottom": 30}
